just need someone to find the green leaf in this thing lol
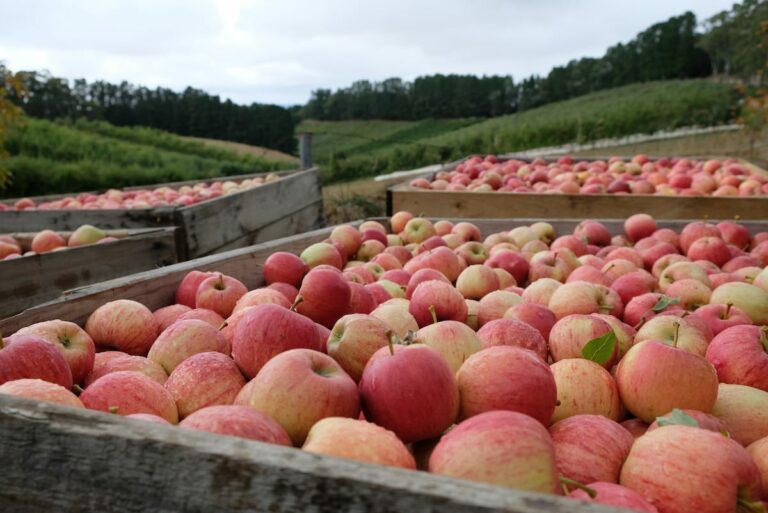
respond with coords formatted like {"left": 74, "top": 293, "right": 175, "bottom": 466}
{"left": 581, "top": 331, "right": 617, "bottom": 366}
{"left": 652, "top": 296, "right": 680, "bottom": 313}
{"left": 656, "top": 409, "right": 700, "bottom": 428}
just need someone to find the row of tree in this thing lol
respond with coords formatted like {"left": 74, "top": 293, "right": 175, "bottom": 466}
{"left": 6, "top": 73, "right": 296, "bottom": 153}
{"left": 303, "top": 1, "right": 766, "bottom": 121}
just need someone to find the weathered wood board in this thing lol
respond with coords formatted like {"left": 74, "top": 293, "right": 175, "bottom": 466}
{"left": 387, "top": 156, "right": 768, "bottom": 220}
{"left": 0, "top": 227, "right": 178, "bottom": 318}
{"left": 0, "top": 168, "right": 325, "bottom": 259}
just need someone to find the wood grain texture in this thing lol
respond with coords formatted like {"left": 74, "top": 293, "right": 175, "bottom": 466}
{"left": 0, "top": 394, "right": 627, "bottom": 513}
{"left": 0, "top": 228, "right": 178, "bottom": 318}
{"left": 389, "top": 186, "right": 768, "bottom": 220}
{"left": 387, "top": 155, "right": 768, "bottom": 219}
{"left": 0, "top": 168, "right": 324, "bottom": 259}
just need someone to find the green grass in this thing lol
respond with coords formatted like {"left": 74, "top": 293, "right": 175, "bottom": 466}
{"left": 305, "top": 80, "right": 740, "bottom": 183}
{"left": 1, "top": 118, "right": 293, "bottom": 198}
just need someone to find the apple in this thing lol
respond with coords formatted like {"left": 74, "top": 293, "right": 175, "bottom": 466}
{"left": 548, "top": 314, "right": 616, "bottom": 367}
{"left": 232, "top": 288, "right": 291, "bottom": 314}
{"left": 164, "top": 352, "right": 246, "bottom": 419}
{"left": 356, "top": 240, "right": 386, "bottom": 261}
{"left": 14, "top": 320, "right": 95, "bottom": 384}
{"left": 195, "top": 273, "right": 247, "bottom": 318}
{"left": 616, "top": 339, "right": 718, "bottom": 423}
{"left": 67, "top": 224, "right": 106, "bottom": 247}
{"left": 634, "top": 315, "right": 710, "bottom": 356}
{"left": 390, "top": 211, "right": 414, "bottom": 234}
{"left": 84, "top": 351, "right": 167, "bottom": 386}
{"left": 567, "top": 482, "right": 659, "bottom": 512}
{"left": 300, "top": 242, "right": 343, "bottom": 270}
{"left": 402, "top": 218, "right": 436, "bottom": 244}
{"left": 548, "top": 281, "right": 623, "bottom": 319}
{"left": 177, "top": 308, "right": 225, "bottom": 328}
{"left": 680, "top": 221, "right": 720, "bottom": 253}
{"left": 31, "top": 229, "right": 66, "bottom": 253}
{"left": 623, "top": 292, "right": 686, "bottom": 328}
{"left": 370, "top": 300, "right": 419, "bottom": 338}
{"left": 521, "top": 277, "right": 562, "bottom": 306}
{"left": 303, "top": 417, "right": 416, "bottom": 469}
{"left": 296, "top": 267, "right": 352, "bottom": 328}
{"left": 705, "top": 325, "right": 768, "bottom": 391}
{"left": 503, "top": 303, "right": 556, "bottom": 341}
{"left": 81, "top": 370, "right": 178, "bottom": 423}
{"left": 712, "top": 384, "right": 768, "bottom": 446}
{"left": 179, "top": 405, "right": 291, "bottom": 445}
{"left": 574, "top": 220, "right": 612, "bottom": 246}
{"left": 327, "top": 314, "right": 392, "bottom": 381}
{"left": 620, "top": 425, "right": 763, "bottom": 513}
{"left": 408, "top": 280, "right": 467, "bottom": 327}
{"left": 360, "top": 344, "right": 458, "bottom": 443}
{"left": 476, "top": 318, "right": 548, "bottom": 361}
{"left": 412, "top": 320, "right": 482, "bottom": 373}
{"left": 550, "top": 359, "right": 622, "bottom": 423}
{"left": 347, "top": 282, "right": 377, "bottom": 314}
{"left": 452, "top": 222, "right": 481, "bottom": 242}
{"left": 235, "top": 349, "right": 359, "bottom": 445}
{"left": 623, "top": 213, "right": 658, "bottom": 242}
{"left": 404, "top": 247, "right": 463, "bottom": 282}
{"left": 747, "top": 437, "right": 768, "bottom": 500}
{"left": 125, "top": 413, "right": 171, "bottom": 424}
{"left": 330, "top": 224, "right": 363, "bottom": 256}
{"left": 457, "top": 346, "right": 556, "bottom": 424}
{"left": 0, "top": 378, "right": 84, "bottom": 409}
{"left": 709, "top": 282, "right": 768, "bottom": 324}
{"left": 651, "top": 253, "right": 690, "bottom": 278}
{"left": 691, "top": 303, "right": 753, "bottom": 336}
{"left": 360, "top": 229, "right": 388, "bottom": 246}
{"left": 664, "top": 278, "right": 712, "bottom": 309}
{"left": 550, "top": 414, "right": 634, "bottom": 484}
{"left": 477, "top": 290, "right": 523, "bottom": 327}
{"left": 147, "top": 319, "right": 230, "bottom": 374}
{"left": 85, "top": 299, "right": 159, "bottom": 355}
{"left": 486, "top": 250, "right": 530, "bottom": 285}
{"left": 621, "top": 419, "right": 649, "bottom": 439}
{"left": 152, "top": 304, "right": 192, "bottom": 331}
{"left": 646, "top": 409, "right": 726, "bottom": 433}
{"left": 610, "top": 271, "right": 656, "bottom": 305}
{"left": 231, "top": 304, "right": 323, "bottom": 379}
{"left": 428, "top": 410, "right": 559, "bottom": 494}
{"left": 552, "top": 235, "right": 589, "bottom": 257}
{"left": 687, "top": 236, "right": 730, "bottom": 267}
{"left": 404, "top": 268, "right": 450, "bottom": 299}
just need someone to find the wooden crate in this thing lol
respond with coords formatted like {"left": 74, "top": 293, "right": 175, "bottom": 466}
{"left": 387, "top": 156, "right": 768, "bottom": 220}
{"left": 0, "top": 167, "right": 325, "bottom": 260}
{"left": 2, "top": 217, "right": 764, "bottom": 513}
{"left": 0, "top": 227, "right": 178, "bottom": 318}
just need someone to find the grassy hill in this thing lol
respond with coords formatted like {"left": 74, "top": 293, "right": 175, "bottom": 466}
{"left": 301, "top": 79, "right": 740, "bottom": 183}
{"left": 2, "top": 119, "right": 294, "bottom": 198}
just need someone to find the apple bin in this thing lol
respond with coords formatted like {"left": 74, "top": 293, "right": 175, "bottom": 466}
{"left": 0, "top": 227, "right": 178, "bottom": 318}
{"left": 0, "top": 167, "right": 324, "bottom": 260}
{"left": 1, "top": 216, "right": 767, "bottom": 513}
{"left": 386, "top": 155, "right": 768, "bottom": 220}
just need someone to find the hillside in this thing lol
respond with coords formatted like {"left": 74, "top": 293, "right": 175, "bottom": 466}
{"left": 306, "top": 79, "right": 740, "bottom": 183}
{"left": 2, "top": 119, "right": 294, "bottom": 198}
{"left": 180, "top": 136, "right": 299, "bottom": 164}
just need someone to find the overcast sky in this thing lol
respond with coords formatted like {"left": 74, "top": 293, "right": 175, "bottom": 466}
{"left": 0, "top": 0, "right": 734, "bottom": 106}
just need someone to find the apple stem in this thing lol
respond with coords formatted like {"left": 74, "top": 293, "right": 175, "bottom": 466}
{"left": 633, "top": 316, "right": 647, "bottom": 331}
{"left": 108, "top": 406, "right": 119, "bottom": 414}
{"left": 737, "top": 497, "right": 766, "bottom": 513}
{"left": 0, "top": 333, "right": 4, "bottom": 350}
{"left": 559, "top": 476, "right": 597, "bottom": 498}
{"left": 724, "top": 303, "right": 733, "bottom": 320}
{"left": 71, "top": 384, "right": 84, "bottom": 395}
{"left": 387, "top": 331, "right": 396, "bottom": 356}
{"left": 672, "top": 321, "right": 681, "bottom": 348}
{"left": 218, "top": 321, "right": 228, "bottom": 331}
{"left": 760, "top": 326, "right": 768, "bottom": 354}
{"left": 428, "top": 305, "right": 438, "bottom": 325}
{"left": 290, "top": 296, "right": 304, "bottom": 312}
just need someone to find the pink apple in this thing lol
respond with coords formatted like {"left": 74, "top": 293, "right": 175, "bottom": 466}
{"left": 458, "top": 346, "right": 556, "bottom": 424}
{"left": 177, "top": 308, "right": 225, "bottom": 328}
{"left": 610, "top": 271, "right": 656, "bottom": 305}
{"left": 147, "top": 319, "right": 229, "bottom": 374}
{"left": 428, "top": 410, "right": 559, "bottom": 494}
{"left": 164, "top": 352, "right": 246, "bottom": 419}
{"left": 487, "top": 250, "right": 530, "bottom": 285}
{"left": 81, "top": 370, "right": 178, "bottom": 423}
{"left": 521, "top": 277, "right": 562, "bottom": 306}
{"left": 85, "top": 299, "right": 159, "bottom": 355}
{"left": 567, "top": 482, "right": 658, "bottom": 512}
{"left": 302, "top": 417, "right": 416, "bottom": 469}
{"left": 408, "top": 280, "right": 467, "bottom": 327}
{"left": 180, "top": 405, "right": 291, "bottom": 445}
{"left": 296, "top": 267, "right": 352, "bottom": 328}
{"left": 327, "top": 314, "right": 392, "bottom": 381}
{"left": 624, "top": 213, "right": 657, "bottom": 242}
{"left": 14, "top": 320, "right": 95, "bottom": 385}
{"left": 712, "top": 383, "right": 768, "bottom": 446}
{"left": 551, "top": 359, "right": 622, "bottom": 423}
{"left": 548, "top": 281, "right": 623, "bottom": 319}
{"left": 390, "top": 211, "right": 413, "bottom": 234}
{"left": 476, "top": 318, "right": 548, "bottom": 361}
{"left": 412, "top": 320, "right": 482, "bottom": 374}
{"left": 360, "top": 344, "right": 458, "bottom": 443}
{"left": 0, "top": 378, "right": 84, "bottom": 409}
{"left": 330, "top": 224, "right": 363, "bottom": 256}
{"left": 152, "top": 304, "right": 193, "bottom": 332}
{"left": 646, "top": 409, "right": 726, "bottom": 433}
{"left": 31, "top": 229, "right": 66, "bottom": 253}
{"left": 691, "top": 303, "right": 753, "bottom": 336}
{"left": 231, "top": 304, "right": 323, "bottom": 379}
{"left": 235, "top": 349, "right": 359, "bottom": 445}
{"left": 503, "top": 303, "right": 557, "bottom": 341}
{"left": 548, "top": 314, "right": 616, "bottom": 367}
{"left": 175, "top": 271, "right": 214, "bottom": 307}
{"left": 195, "top": 273, "right": 247, "bottom": 318}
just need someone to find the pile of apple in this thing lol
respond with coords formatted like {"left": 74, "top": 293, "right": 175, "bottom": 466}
{"left": 3, "top": 211, "right": 768, "bottom": 513}
{"left": 0, "top": 173, "right": 281, "bottom": 211}
{"left": 409, "top": 154, "right": 768, "bottom": 196}
{"left": 0, "top": 225, "right": 118, "bottom": 261}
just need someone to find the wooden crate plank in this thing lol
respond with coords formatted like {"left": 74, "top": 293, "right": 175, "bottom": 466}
{"left": 0, "top": 394, "right": 626, "bottom": 513}
{"left": 179, "top": 168, "right": 322, "bottom": 256}
{"left": 389, "top": 186, "right": 768, "bottom": 220}
{"left": 0, "top": 228, "right": 178, "bottom": 318}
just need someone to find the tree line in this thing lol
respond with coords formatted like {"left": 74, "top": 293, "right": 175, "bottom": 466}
{"left": 6, "top": 73, "right": 296, "bottom": 153}
{"left": 303, "top": 1, "right": 766, "bottom": 121}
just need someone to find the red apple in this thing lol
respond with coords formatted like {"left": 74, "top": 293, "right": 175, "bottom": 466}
{"left": 624, "top": 213, "right": 657, "bottom": 242}
{"left": 147, "top": 319, "right": 229, "bottom": 374}
{"left": 152, "top": 304, "right": 192, "bottom": 332}
{"left": 14, "top": 320, "right": 95, "bottom": 385}
{"left": 548, "top": 314, "right": 616, "bottom": 367}
{"left": 551, "top": 359, "right": 621, "bottom": 423}
{"left": 175, "top": 271, "right": 214, "bottom": 308}
{"left": 81, "top": 370, "right": 178, "bottom": 423}
{"left": 0, "top": 378, "right": 84, "bottom": 409}
{"left": 179, "top": 405, "right": 291, "bottom": 445}
{"left": 195, "top": 273, "right": 247, "bottom": 318}
{"left": 31, "top": 229, "right": 66, "bottom": 253}
{"left": 503, "top": 303, "right": 556, "bottom": 341}
{"left": 327, "top": 314, "right": 392, "bottom": 381}
{"left": 408, "top": 280, "right": 467, "bottom": 327}
{"left": 567, "top": 482, "right": 659, "bottom": 512}
{"left": 296, "top": 267, "right": 352, "bottom": 328}
{"left": 85, "top": 299, "right": 159, "bottom": 355}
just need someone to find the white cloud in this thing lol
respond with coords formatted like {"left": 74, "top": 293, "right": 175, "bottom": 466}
{"left": 0, "top": 0, "right": 735, "bottom": 106}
